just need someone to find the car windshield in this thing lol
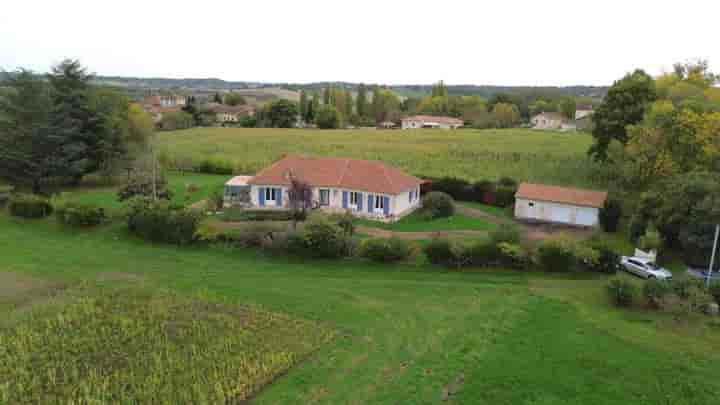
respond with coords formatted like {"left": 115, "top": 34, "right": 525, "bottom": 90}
{"left": 646, "top": 262, "right": 660, "bottom": 270}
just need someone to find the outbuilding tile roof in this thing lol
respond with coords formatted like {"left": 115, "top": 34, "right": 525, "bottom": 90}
{"left": 248, "top": 156, "right": 422, "bottom": 195}
{"left": 515, "top": 183, "right": 607, "bottom": 208}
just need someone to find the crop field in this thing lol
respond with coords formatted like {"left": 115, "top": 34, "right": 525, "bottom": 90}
{"left": 1, "top": 215, "right": 719, "bottom": 404}
{"left": 0, "top": 278, "right": 332, "bottom": 403}
{"left": 155, "top": 128, "right": 612, "bottom": 189}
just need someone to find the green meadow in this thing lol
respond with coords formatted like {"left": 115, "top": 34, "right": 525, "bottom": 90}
{"left": 155, "top": 128, "right": 610, "bottom": 188}
{"left": 1, "top": 214, "right": 719, "bottom": 404}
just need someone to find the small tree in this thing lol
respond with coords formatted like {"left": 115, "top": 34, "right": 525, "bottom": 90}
{"left": 599, "top": 198, "right": 622, "bottom": 232}
{"left": 287, "top": 176, "right": 312, "bottom": 227}
{"left": 314, "top": 104, "right": 341, "bottom": 129}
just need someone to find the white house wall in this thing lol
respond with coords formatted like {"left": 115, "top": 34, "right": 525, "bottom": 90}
{"left": 514, "top": 198, "right": 599, "bottom": 227}
{"left": 249, "top": 184, "right": 421, "bottom": 222}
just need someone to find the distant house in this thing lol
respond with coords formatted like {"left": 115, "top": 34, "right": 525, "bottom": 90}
{"left": 209, "top": 105, "right": 256, "bottom": 123}
{"left": 514, "top": 183, "right": 607, "bottom": 227}
{"left": 530, "top": 112, "right": 569, "bottom": 130}
{"left": 575, "top": 106, "right": 594, "bottom": 120}
{"left": 143, "top": 95, "right": 187, "bottom": 108}
{"left": 244, "top": 155, "right": 423, "bottom": 222}
{"left": 401, "top": 115, "right": 463, "bottom": 130}
{"left": 378, "top": 121, "right": 397, "bottom": 129}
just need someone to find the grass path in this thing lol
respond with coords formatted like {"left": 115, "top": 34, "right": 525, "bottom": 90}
{"left": 0, "top": 216, "right": 719, "bottom": 404}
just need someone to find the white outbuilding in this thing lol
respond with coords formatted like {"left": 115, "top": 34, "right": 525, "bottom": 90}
{"left": 514, "top": 183, "right": 607, "bottom": 227}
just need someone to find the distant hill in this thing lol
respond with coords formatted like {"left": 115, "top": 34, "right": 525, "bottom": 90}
{"left": 91, "top": 76, "right": 607, "bottom": 101}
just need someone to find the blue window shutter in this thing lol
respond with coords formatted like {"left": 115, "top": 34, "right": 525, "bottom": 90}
{"left": 259, "top": 187, "right": 265, "bottom": 207}
{"left": 357, "top": 193, "right": 363, "bottom": 211}
{"left": 276, "top": 188, "right": 282, "bottom": 206}
{"left": 383, "top": 196, "right": 390, "bottom": 216}
{"left": 342, "top": 191, "right": 348, "bottom": 209}
{"left": 367, "top": 194, "right": 373, "bottom": 213}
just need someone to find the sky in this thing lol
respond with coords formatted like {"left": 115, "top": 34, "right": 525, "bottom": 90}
{"left": 1, "top": 0, "right": 718, "bottom": 86}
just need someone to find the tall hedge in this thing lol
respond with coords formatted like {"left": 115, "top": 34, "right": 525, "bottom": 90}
{"left": 8, "top": 194, "right": 53, "bottom": 218}
{"left": 127, "top": 199, "right": 201, "bottom": 245}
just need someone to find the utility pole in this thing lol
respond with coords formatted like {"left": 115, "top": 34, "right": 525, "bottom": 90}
{"left": 706, "top": 224, "right": 719, "bottom": 288}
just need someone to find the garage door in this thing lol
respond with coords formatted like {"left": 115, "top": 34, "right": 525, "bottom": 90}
{"left": 550, "top": 206, "right": 572, "bottom": 224}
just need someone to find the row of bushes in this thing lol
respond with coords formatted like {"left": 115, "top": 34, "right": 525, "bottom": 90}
{"left": 607, "top": 278, "right": 720, "bottom": 315}
{"left": 222, "top": 207, "right": 296, "bottom": 222}
{"left": 426, "top": 176, "right": 518, "bottom": 207}
{"left": 424, "top": 229, "right": 620, "bottom": 273}
{"left": 6, "top": 193, "right": 108, "bottom": 227}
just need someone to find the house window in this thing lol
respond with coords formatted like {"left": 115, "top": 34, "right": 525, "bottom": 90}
{"left": 265, "top": 188, "right": 278, "bottom": 202}
{"left": 528, "top": 202, "right": 535, "bottom": 207}
{"left": 349, "top": 191, "right": 360, "bottom": 206}
{"left": 409, "top": 191, "right": 413, "bottom": 203}
{"left": 319, "top": 189, "right": 330, "bottom": 206}
{"left": 375, "top": 195, "right": 385, "bottom": 210}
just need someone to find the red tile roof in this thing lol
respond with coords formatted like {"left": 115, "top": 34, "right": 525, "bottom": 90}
{"left": 401, "top": 115, "right": 463, "bottom": 125}
{"left": 248, "top": 156, "right": 422, "bottom": 195}
{"left": 515, "top": 183, "right": 607, "bottom": 208}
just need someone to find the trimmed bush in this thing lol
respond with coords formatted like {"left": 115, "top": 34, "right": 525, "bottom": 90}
{"left": 361, "top": 237, "right": 412, "bottom": 263}
{"left": 536, "top": 237, "right": 577, "bottom": 272}
{"left": 55, "top": 201, "right": 106, "bottom": 227}
{"left": 8, "top": 194, "right": 53, "bottom": 218}
{"left": 493, "top": 185, "right": 517, "bottom": 208}
{"left": 710, "top": 282, "right": 720, "bottom": 305}
{"left": 424, "top": 239, "right": 458, "bottom": 267}
{"left": 421, "top": 192, "right": 455, "bottom": 219}
{"left": 606, "top": 278, "right": 637, "bottom": 307}
{"left": 489, "top": 226, "right": 520, "bottom": 245}
{"left": 672, "top": 278, "right": 704, "bottom": 300}
{"left": 599, "top": 198, "right": 622, "bottom": 233}
{"left": 472, "top": 180, "right": 495, "bottom": 204}
{"left": 193, "top": 158, "right": 234, "bottom": 175}
{"left": 127, "top": 199, "right": 201, "bottom": 245}
{"left": 286, "top": 217, "right": 351, "bottom": 259}
{"left": 466, "top": 240, "right": 500, "bottom": 267}
{"left": 588, "top": 245, "right": 621, "bottom": 274}
{"left": 643, "top": 278, "right": 672, "bottom": 309}
{"left": 223, "top": 209, "right": 294, "bottom": 222}
{"left": 496, "top": 242, "right": 529, "bottom": 269}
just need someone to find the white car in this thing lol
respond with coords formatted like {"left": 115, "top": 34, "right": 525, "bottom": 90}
{"left": 621, "top": 256, "right": 673, "bottom": 280}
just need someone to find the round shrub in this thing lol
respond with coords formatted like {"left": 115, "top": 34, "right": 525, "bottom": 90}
{"left": 361, "top": 237, "right": 412, "bottom": 263}
{"left": 8, "top": 194, "right": 53, "bottom": 218}
{"left": 287, "top": 217, "right": 351, "bottom": 259}
{"left": 472, "top": 180, "right": 495, "bottom": 204}
{"left": 588, "top": 245, "right": 621, "bottom": 274}
{"left": 496, "top": 242, "right": 529, "bottom": 269}
{"left": 466, "top": 240, "right": 499, "bottom": 267}
{"left": 424, "top": 238, "right": 457, "bottom": 267}
{"left": 536, "top": 237, "right": 577, "bottom": 272}
{"left": 55, "top": 201, "right": 106, "bottom": 227}
{"left": 126, "top": 198, "right": 201, "bottom": 245}
{"left": 606, "top": 278, "right": 638, "bottom": 307}
{"left": 710, "top": 282, "right": 720, "bottom": 305}
{"left": 489, "top": 226, "right": 520, "bottom": 245}
{"left": 643, "top": 278, "right": 672, "bottom": 309}
{"left": 493, "top": 185, "right": 517, "bottom": 208}
{"left": 421, "top": 192, "right": 455, "bottom": 219}
{"left": 599, "top": 198, "right": 622, "bottom": 233}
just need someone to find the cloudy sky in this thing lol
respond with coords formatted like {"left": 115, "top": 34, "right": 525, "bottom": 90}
{"left": 1, "top": 0, "right": 718, "bottom": 86}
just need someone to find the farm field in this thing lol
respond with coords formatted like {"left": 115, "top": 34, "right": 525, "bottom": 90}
{"left": 1, "top": 215, "right": 719, "bottom": 404}
{"left": 155, "top": 128, "right": 610, "bottom": 189}
{"left": 0, "top": 280, "right": 331, "bottom": 403}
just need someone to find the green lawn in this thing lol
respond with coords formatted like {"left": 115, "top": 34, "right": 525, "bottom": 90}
{"left": 57, "top": 172, "right": 227, "bottom": 216}
{"left": 1, "top": 214, "right": 719, "bottom": 403}
{"left": 357, "top": 211, "right": 497, "bottom": 233}
{"left": 155, "top": 128, "right": 611, "bottom": 188}
{"left": 457, "top": 201, "right": 513, "bottom": 219}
